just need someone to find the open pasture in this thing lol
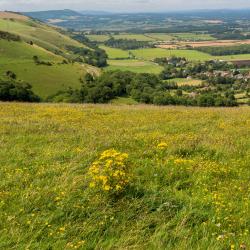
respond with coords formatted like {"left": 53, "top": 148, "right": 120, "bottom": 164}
{"left": 106, "top": 59, "right": 164, "bottom": 73}
{"left": 112, "top": 33, "right": 155, "bottom": 41}
{"left": 0, "top": 40, "right": 94, "bottom": 98}
{"left": 132, "top": 48, "right": 212, "bottom": 61}
{"left": 100, "top": 45, "right": 131, "bottom": 59}
{"left": 86, "top": 34, "right": 111, "bottom": 42}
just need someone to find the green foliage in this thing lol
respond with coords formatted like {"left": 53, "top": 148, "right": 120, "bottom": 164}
{"left": 0, "top": 30, "right": 21, "bottom": 41}
{"left": 67, "top": 46, "right": 107, "bottom": 67}
{"left": 196, "top": 44, "right": 250, "bottom": 56}
{"left": 104, "top": 37, "right": 153, "bottom": 50}
{"left": 0, "top": 80, "right": 40, "bottom": 102}
{"left": 49, "top": 71, "right": 239, "bottom": 107}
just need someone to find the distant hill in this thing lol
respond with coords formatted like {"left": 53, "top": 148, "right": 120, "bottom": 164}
{"left": 79, "top": 10, "right": 112, "bottom": 15}
{"left": 0, "top": 11, "right": 98, "bottom": 98}
{"left": 23, "top": 9, "right": 83, "bottom": 22}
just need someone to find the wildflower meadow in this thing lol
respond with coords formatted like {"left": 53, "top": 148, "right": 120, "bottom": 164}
{"left": 0, "top": 103, "right": 249, "bottom": 249}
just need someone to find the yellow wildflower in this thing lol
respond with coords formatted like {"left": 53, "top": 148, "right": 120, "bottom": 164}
{"left": 157, "top": 142, "right": 168, "bottom": 149}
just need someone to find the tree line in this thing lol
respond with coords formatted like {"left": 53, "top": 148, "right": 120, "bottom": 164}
{"left": 104, "top": 38, "right": 153, "bottom": 50}
{"left": 48, "top": 71, "right": 238, "bottom": 107}
{"left": 0, "top": 80, "right": 40, "bottom": 102}
{"left": 196, "top": 44, "right": 250, "bottom": 56}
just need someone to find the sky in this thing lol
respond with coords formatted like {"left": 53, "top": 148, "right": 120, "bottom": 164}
{"left": 0, "top": 0, "right": 250, "bottom": 12}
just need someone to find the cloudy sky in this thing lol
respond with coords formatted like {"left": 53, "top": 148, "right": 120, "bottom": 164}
{"left": 0, "top": 0, "right": 250, "bottom": 12}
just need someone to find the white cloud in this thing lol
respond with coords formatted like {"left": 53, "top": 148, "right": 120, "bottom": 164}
{"left": 0, "top": 0, "right": 249, "bottom": 12}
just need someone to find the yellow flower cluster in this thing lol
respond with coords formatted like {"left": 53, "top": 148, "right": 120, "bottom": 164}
{"left": 88, "top": 149, "right": 130, "bottom": 193}
{"left": 157, "top": 142, "right": 168, "bottom": 149}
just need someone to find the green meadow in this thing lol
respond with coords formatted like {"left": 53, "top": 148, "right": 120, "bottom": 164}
{"left": 0, "top": 103, "right": 249, "bottom": 249}
{"left": 100, "top": 46, "right": 131, "bottom": 59}
{"left": 132, "top": 48, "right": 212, "bottom": 61}
{"left": 106, "top": 59, "right": 164, "bottom": 74}
{"left": 0, "top": 40, "right": 93, "bottom": 98}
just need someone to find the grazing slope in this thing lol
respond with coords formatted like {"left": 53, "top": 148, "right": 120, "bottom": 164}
{"left": 0, "top": 103, "right": 249, "bottom": 250}
{"left": 0, "top": 11, "right": 87, "bottom": 56}
{"left": 0, "top": 12, "right": 98, "bottom": 98}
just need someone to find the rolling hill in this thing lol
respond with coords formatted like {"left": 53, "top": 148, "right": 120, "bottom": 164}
{"left": 23, "top": 9, "right": 83, "bottom": 22}
{"left": 0, "top": 11, "right": 98, "bottom": 98}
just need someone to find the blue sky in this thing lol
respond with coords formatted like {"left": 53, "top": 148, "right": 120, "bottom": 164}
{"left": 0, "top": 0, "right": 250, "bottom": 12}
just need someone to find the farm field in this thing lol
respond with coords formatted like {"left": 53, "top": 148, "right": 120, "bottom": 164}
{"left": 173, "top": 33, "right": 216, "bottom": 41}
{"left": 112, "top": 34, "right": 155, "bottom": 41}
{"left": 0, "top": 103, "right": 249, "bottom": 249}
{"left": 100, "top": 45, "right": 130, "bottom": 59}
{"left": 86, "top": 34, "right": 111, "bottom": 42}
{"left": 87, "top": 33, "right": 216, "bottom": 42}
{"left": 106, "top": 59, "right": 164, "bottom": 74}
{"left": 130, "top": 48, "right": 250, "bottom": 61}
{"left": 220, "top": 54, "right": 250, "bottom": 61}
{"left": 158, "top": 39, "right": 250, "bottom": 49}
{"left": 131, "top": 48, "right": 213, "bottom": 61}
{"left": 145, "top": 33, "right": 175, "bottom": 41}
{"left": 168, "top": 78, "right": 203, "bottom": 86}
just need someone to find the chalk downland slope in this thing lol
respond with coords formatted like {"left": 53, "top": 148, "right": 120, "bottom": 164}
{"left": 0, "top": 12, "right": 98, "bottom": 98}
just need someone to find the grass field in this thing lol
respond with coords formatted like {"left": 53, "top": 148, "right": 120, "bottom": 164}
{"left": 132, "top": 48, "right": 212, "bottom": 61}
{"left": 87, "top": 33, "right": 216, "bottom": 42}
{"left": 131, "top": 48, "right": 250, "bottom": 61}
{"left": 0, "top": 103, "right": 249, "bottom": 249}
{"left": 100, "top": 46, "right": 131, "bottom": 59}
{"left": 106, "top": 59, "right": 164, "bottom": 74}
{"left": 173, "top": 33, "right": 216, "bottom": 41}
{"left": 86, "top": 34, "right": 111, "bottom": 42}
{"left": 145, "top": 33, "right": 175, "bottom": 41}
{"left": 112, "top": 34, "right": 155, "bottom": 41}
{"left": 219, "top": 54, "right": 250, "bottom": 61}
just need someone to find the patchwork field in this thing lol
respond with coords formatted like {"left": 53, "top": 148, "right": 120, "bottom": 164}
{"left": 0, "top": 103, "right": 249, "bottom": 249}
{"left": 158, "top": 39, "right": 250, "bottom": 49}
{"left": 87, "top": 33, "right": 216, "bottom": 42}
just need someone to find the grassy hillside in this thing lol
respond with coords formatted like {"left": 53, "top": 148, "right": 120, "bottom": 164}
{"left": 0, "top": 103, "right": 249, "bottom": 249}
{"left": 0, "top": 39, "right": 96, "bottom": 98}
{"left": 0, "top": 12, "right": 86, "bottom": 56}
{"left": 0, "top": 12, "right": 100, "bottom": 98}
